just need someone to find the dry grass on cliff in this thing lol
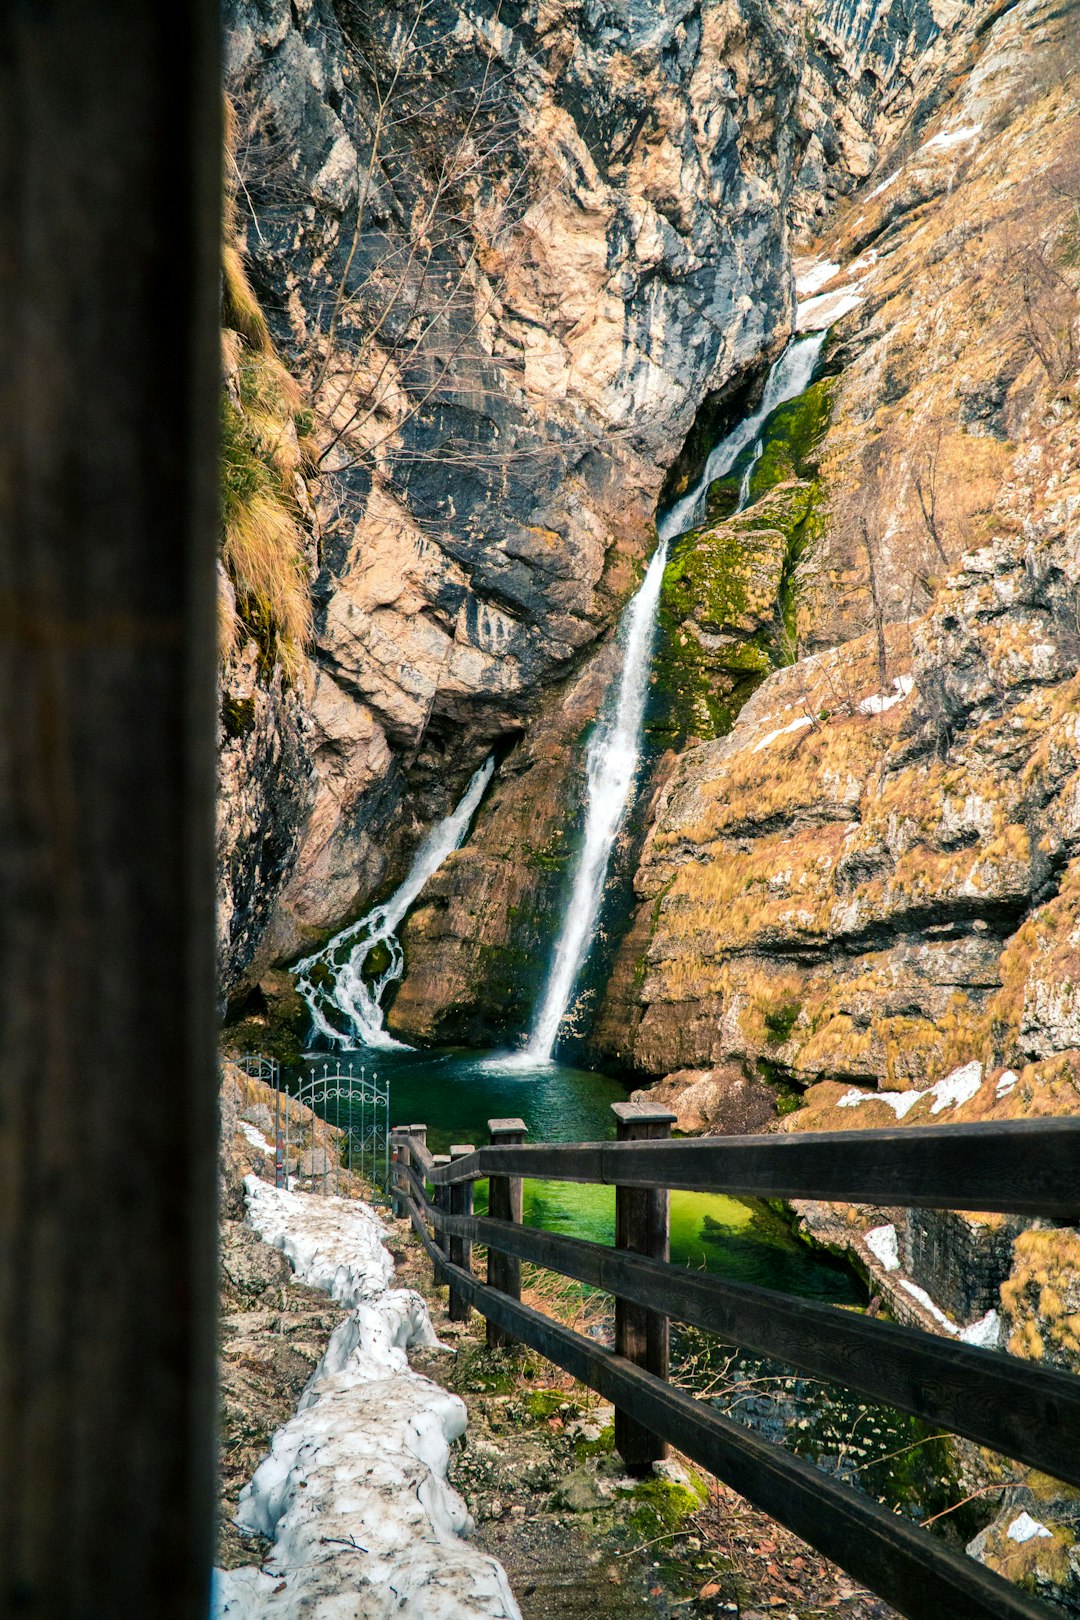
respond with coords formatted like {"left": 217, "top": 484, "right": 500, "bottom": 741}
{"left": 219, "top": 101, "right": 314, "bottom": 682}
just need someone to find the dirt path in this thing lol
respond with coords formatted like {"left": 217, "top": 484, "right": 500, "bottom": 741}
{"left": 391, "top": 1222, "right": 897, "bottom": 1620}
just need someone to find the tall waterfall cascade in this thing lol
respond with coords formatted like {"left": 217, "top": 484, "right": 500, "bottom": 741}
{"left": 522, "top": 329, "right": 828, "bottom": 1063}
{"left": 295, "top": 755, "right": 495, "bottom": 1048}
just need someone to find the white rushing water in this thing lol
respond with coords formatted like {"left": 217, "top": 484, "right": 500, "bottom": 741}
{"left": 295, "top": 755, "right": 495, "bottom": 1049}
{"left": 521, "top": 330, "right": 828, "bottom": 1063}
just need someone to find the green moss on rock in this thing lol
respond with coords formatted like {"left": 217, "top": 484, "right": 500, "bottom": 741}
{"left": 649, "top": 373, "right": 837, "bottom": 748}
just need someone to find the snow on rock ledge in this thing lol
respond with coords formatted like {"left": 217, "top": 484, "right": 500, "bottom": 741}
{"left": 215, "top": 1178, "right": 521, "bottom": 1620}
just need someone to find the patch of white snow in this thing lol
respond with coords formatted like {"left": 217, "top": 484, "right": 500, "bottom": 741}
{"left": 797, "top": 287, "right": 864, "bottom": 333}
{"left": 752, "top": 715, "right": 815, "bottom": 753}
{"left": 928, "top": 1061, "right": 983, "bottom": 1114}
{"left": 960, "top": 1310, "right": 1002, "bottom": 1350}
{"left": 836, "top": 1087, "right": 924, "bottom": 1120}
{"left": 858, "top": 675, "right": 914, "bottom": 715}
{"left": 215, "top": 1178, "right": 520, "bottom": 1620}
{"left": 795, "top": 260, "right": 840, "bottom": 298}
{"left": 239, "top": 1121, "right": 272, "bottom": 1157}
{"left": 868, "top": 171, "right": 900, "bottom": 201}
{"left": 996, "top": 1069, "right": 1019, "bottom": 1098}
{"left": 1008, "top": 1512, "right": 1053, "bottom": 1544}
{"left": 865, "top": 1224, "right": 900, "bottom": 1272}
{"left": 898, "top": 1280, "right": 959, "bottom": 1333}
{"left": 924, "top": 123, "right": 982, "bottom": 152}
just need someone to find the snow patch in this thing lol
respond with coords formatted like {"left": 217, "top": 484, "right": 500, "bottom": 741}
{"left": 996, "top": 1069, "right": 1019, "bottom": 1098}
{"left": 1008, "top": 1512, "right": 1053, "bottom": 1544}
{"left": 867, "top": 170, "right": 900, "bottom": 200}
{"left": 865, "top": 1224, "right": 900, "bottom": 1272}
{"left": 898, "top": 1280, "right": 958, "bottom": 1332}
{"left": 924, "top": 123, "right": 982, "bottom": 152}
{"left": 837, "top": 1061, "right": 983, "bottom": 1121}
{"left": 797, "top": 287, "right": 864, "bottom": 333}
{"left": 858, "top": 674, "right": 914, "bottom": 715}
{"left": 929, "top": 1061, "right": 983, "bottom": 1114}
{"left": 215, "top": 1178, "right": 519, "bottom": 1620}
{"left": 795, "top": 259, "right": 840, "bottom": 298}
{"left": 960, "top": 1310, "right": 1002, "bottom": 1350}
{"left": 837, "top": 1087, "right": 923, "bottom": 1120}
{"left": 239, "top": 1121, "right": 272, "bottom": 1157}
{"left": 752, "top": 714, "right": 815, "bottom": 753}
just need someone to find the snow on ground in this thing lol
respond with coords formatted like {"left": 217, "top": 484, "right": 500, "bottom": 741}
{"left": 1008, "top": 1511, "right": 1053, "bottom": 1544}
{"left": 794, "top": 259, "right": 840, "bottom": 298}
{"left": 865, "top": 1224, "right": 900, "bottom": 1272}
{"left": 752, "top": 714, "right": 815, "bottom": 753}
{"left": 924, "top": 122, "right": 982, "bottom": 152}
{"left": 796, "top": 286, "right": 864, "bottom": 332}
{"left": 858, "top": 674, "right": 914, "bottom": 715}
{"left": 239, "top": 1121, "right": 273, "bottom": 1158}
{"left": 867, "top": 170, "right": 900, "bottom": 200}
{"left": 215, "top": 1178, "right": 521, "bottom": 1620}
{"left": 836, "top": 1061, "right": 984, "bottom": 1121}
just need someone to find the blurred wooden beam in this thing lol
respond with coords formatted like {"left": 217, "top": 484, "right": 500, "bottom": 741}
{"left": 0, "top": 4, "right": 220, "bottom": 1615}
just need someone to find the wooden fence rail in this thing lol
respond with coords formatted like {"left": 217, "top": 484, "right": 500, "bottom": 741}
{"left": 392, "top": 1105, "right": 1080, "bottom": 1620}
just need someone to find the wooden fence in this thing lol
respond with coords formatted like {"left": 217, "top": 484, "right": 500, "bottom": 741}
{"left": 392, "top": 1103, "right": 1080, "bottom": 1620}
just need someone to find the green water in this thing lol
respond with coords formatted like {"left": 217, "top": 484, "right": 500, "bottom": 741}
{"left": 315, "top": 1045, "right": 862, "bottom": 1305}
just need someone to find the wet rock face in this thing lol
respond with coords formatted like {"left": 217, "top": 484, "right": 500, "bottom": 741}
{"left": 221, "top": 0, "right": 804, "bottom": 972}
{"left": 217, "top": 645, "right": 315, "bottom": 1003}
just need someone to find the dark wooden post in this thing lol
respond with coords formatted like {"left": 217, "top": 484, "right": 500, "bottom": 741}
{"left": 487, "top": 1118, "right": 527, "bottom": 1348}
{"left": 432, "top": 1155, "right": 451, "bottom": 1284}
{"left": 391, "top": 1127, "right": 410, "bottom": 1217}
{"left": 0, "top": 4, "right": 220, "bottom": 1616}
{"left": 612, "top": 1101, "right": 676, "bottom": 1473}
{"left": 448, "top": 1145, "right": 475, "bottom": 1322}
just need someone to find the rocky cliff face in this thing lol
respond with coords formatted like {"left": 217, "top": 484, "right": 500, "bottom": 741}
{"left": 597, "top": 0, "right": 1080, "bottom": 1103}
{"left": 219, "top": 0, "right": 813, "bottom": 995}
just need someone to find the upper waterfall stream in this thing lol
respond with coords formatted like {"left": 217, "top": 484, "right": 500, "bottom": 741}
{"left": 523, "top": 329, "right": 828, "bottom": 1062}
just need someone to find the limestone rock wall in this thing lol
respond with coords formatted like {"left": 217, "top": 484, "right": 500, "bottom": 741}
{"left": 220, "top": 0, "right": 807, "bottom": 988}
{"left": 599, "top": 0, "right": 1080, "bottom": 1100}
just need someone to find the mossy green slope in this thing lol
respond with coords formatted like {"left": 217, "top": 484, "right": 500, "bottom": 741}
{"left": 650, "top": 374, "right": 837, "bottom": 748}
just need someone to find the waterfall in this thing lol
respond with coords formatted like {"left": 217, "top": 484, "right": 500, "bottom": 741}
{"left": 295, "top": 755, "right": 495, "bottom": 1049}
{"left": 522, "top": 329, "right": 828, "bottom": 1063}
{"left": 738, "top": 441, "right": 763, "bottom": 511}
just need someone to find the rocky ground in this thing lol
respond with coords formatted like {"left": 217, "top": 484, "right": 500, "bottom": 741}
{"left": 394, "top": 1239, "right": 897, "bottom": 1620}
{"left": 217, "top": 1075, "right": 897, "bottom": 1616}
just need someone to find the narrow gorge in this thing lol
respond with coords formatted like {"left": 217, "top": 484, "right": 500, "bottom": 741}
{"left": 216, "top": 0, "right": 1080, "bottom": 1611}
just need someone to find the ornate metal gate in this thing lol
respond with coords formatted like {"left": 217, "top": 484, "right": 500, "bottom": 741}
{"left": 230, "top": 1052, "right": 390, "bottom": 1199}
{"left": 291, "top": 1057, "right": 391, "bottom": 1200}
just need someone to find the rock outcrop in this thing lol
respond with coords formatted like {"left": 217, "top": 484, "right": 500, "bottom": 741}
{"left": 596, "top": 0, "right": 1080, "bottom": 1104}
{"left": 220, "top": 0, "right": 809, "bottom": 990}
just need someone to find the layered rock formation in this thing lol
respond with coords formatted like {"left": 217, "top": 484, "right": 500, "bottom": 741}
{"left": 597, "top": 0, "right": 1080, "bottom": 1105}
{"left": 219, "top": 0, "right": 809, "bottom": 994}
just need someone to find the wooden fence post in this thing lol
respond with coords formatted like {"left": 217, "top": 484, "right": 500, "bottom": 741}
{"left": 486, "top": 1118, "right": 527, "bottom": 1349}
{"left": 432, "top": 1154, "right": 451, "bottom": 1284}
{"left": 390, "top": 1128, "right": 410, "bottom": 1217}
{"left": 612, "top": 1101, "right": 676, "bottom": 1473}
{"left": 0, "top": 4, "right": 220, "bottom": 1614}
{"left": 448, "top": 1145, "right": 474, "bottom": 1322}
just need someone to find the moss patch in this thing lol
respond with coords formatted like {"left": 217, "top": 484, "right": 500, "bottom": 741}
{"left": 650, "top": 374, "right": 837, "bottom": 748}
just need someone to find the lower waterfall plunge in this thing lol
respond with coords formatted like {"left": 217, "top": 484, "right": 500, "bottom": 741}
{"left": 295, "top": 754, "right": 494, "bottom": 1049}
{"left": 521, "top": 329, "right": 828, "bottom": 1063}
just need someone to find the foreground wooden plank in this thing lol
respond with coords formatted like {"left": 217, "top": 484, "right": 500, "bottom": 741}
{"left": 432, "top": 1118, "right": 1080, "bottom": 1217}
{"left": 427, "top": 1204, "right": 1080, "bottom": 1490}
{"left": 0, "top": 6, "right": 220, "bottom": 1613}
